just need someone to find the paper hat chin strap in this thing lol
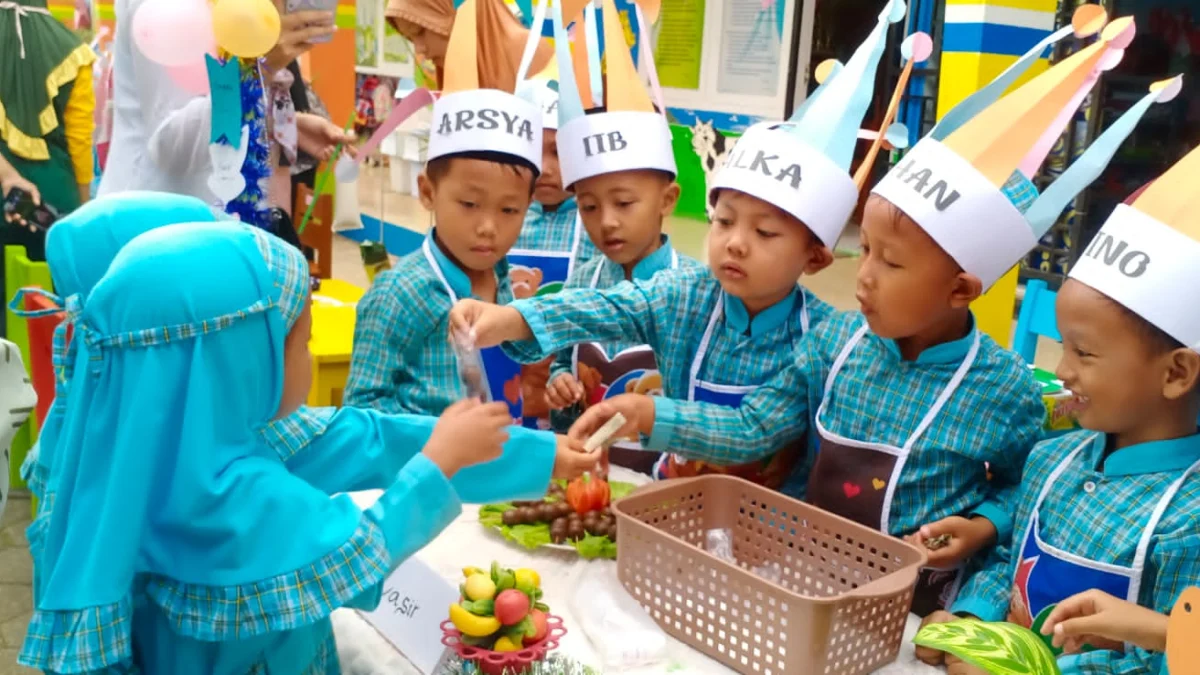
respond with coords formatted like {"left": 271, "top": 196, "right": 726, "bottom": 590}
{"left": 1070, "top": 204, "right": 1200, "bottom": 351}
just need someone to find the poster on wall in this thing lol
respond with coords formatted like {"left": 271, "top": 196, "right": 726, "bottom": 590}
{"left": 654, "top": 0, "right": 705, "bottom": 89}
{"left": 716, "top": 0, "right": 785, "bottom": 97}
{"left": 357, "top": 0, "right": 380, "bottom": 68}
{"left": 383, "top": 21, "right": 412, "bottom": 66}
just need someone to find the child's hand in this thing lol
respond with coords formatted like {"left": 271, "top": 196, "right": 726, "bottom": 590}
{"left": 1041, "top": 589, "right": 1167, "bottom": 653}
{"left": 945, "top": 657, "right": 989, "bottom": 675}
{"left": 546, "top": 373, "right": 585, "bottom": 409}
{"left": 568, "top": 395, "right": 654, "bottom": 445}
{"left": 448, "top": 299, "right": 532, "bottom": 348}
{"left": 906, "top": 516, "right": 997, "bottom": 567}
{"left": 552, "top": 434, "right": 603, "bottom": 480}
{"left": 423, "top": 399, "right": 511, "bottom": 478}
{"left": 913, "top": 610, "right": 964, "bottom": 665}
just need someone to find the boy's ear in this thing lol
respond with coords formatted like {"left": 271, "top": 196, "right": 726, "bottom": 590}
{"left": 417, "top": 173, "right": 436, "bottom": 211}
{"left": 803, "top": 244, "right": 834, "bottom": 275}
{"left": 659, "top": 181, "right": 682, "bottom": 218}
{"left": 949, "top": 272, "right": 983, "bottom": 309}
{"left": 1162, "top": 348, "right": 1200, "bottom": 402}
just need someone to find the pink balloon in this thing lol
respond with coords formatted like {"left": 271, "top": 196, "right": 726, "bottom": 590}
{"left": 132, "top": 0, "right": 214, "bottom": 67}
{"left": 166, "top": 54, "right": 215, "bottom": 95}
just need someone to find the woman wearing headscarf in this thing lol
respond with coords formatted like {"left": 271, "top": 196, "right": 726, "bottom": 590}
{"left": 385, "top": 0, "right": 553, "bottom": 89}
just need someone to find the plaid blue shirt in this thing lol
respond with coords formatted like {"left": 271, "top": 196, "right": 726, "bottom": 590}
{"left": 953, "top": 431, "right": 1200, "bottom": 675}
{"left": 505, "top": 265, "right": 834, "bottom": 450}
{"left": 345, "top": 231, "right": 515, "bottom": 415}
{"left": 512, "top": 197, "right": 598, "bottom": 266}
{"left": 649, "top": 310, "right": 1045, "bottom": 537}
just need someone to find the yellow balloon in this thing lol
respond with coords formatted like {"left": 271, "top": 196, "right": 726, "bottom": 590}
{"left": 211, "top": 0, "right": 282, "bottom": 59}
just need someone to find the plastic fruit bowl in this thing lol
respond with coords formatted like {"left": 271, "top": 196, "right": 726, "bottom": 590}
{"left": 440, "top": 615, "right": 566, "bottom": 675}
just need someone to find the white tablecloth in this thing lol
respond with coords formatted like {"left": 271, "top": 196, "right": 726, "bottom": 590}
{"left": 334, "top": 468, "right": 942, "bottom": 675}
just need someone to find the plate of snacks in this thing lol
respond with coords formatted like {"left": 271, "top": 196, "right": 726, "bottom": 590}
{"left": 479, "top": 474, "right": 636, "bottom": 559}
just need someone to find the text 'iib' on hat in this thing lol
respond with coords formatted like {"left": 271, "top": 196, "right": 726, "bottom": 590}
{"left": 872, "top": 4, "right": 1179, "bottom": 289}
{"left": 709, "top": 0, "right": 923, "bottom": 248}
{"left": 539, "top": 0, "right": 674, "bottom": 189}
{"left": 427, "top": 0, "right": 548, "bottom": 172}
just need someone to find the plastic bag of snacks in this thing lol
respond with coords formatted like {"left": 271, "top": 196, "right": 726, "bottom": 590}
{"left": 450, "top": 330, "right": 490, "bottom": 402}
{"left": 570, "top": 565, "right": 668, "bottom": 669}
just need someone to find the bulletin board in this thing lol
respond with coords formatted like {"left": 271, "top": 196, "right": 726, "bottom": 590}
{"left": 356, "top": 0, "right": 417, "bottom": 78}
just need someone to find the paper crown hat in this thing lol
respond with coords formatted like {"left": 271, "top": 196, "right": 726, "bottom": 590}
{"left": 710, "top": 0, "right": 921, "bottom": 247}
{"left": 1070, "top": 144, "right": 1200, "bottom": 351}
{"left": 426, "top": 0, "right": 551, "bottom": 172}
{"left": 529, "top": 62, "right": 561, "bottom": 130}
{"left": 532, "top": 0, "right": 674, "bottom": 188}
{"left": 872, "top": 5, "right": 1181, "bottom": 288}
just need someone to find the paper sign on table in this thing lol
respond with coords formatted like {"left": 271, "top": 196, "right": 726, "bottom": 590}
{"left": 359, "top": 556, "right": 458, "bottom": 674}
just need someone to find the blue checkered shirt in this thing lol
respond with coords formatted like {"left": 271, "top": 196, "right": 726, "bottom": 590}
{"left": 953, "top": 431, "right": 1200, "bottom": 675}
{"left": 513, "top": 197, "right": 598, "bottom": 266}
{"left": 345, "top": 233, "right": 515, "bottom": 415}
{"left": 506, "top": 265, "right": 835, "bottom": 446}
{"left": 649, "top": 310, "right": 1045, "bottom": 537}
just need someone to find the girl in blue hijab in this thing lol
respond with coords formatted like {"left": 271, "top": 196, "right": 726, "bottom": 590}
{"left": 20, "top": 222, "right": 564, "bottom": 674}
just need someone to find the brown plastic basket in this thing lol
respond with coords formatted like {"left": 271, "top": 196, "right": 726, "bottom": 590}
{"left": 613, "top": 475, "right": 928, "bottom": 675}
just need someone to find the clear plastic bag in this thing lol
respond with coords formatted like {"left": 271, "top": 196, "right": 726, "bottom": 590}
{"left": 706, "top": 528, "right": 734, "bottom": 563}
{"left": 450, "top": 331, "right": 490, "bottom": 402}
{"left": 570, "top": 564, "right": 668, "bottom": 669}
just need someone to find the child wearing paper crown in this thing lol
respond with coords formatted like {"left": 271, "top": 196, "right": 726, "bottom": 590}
{"left": 449, "top": 0, "right": 909, "bottom": 486}
{"left": 18, "top": 221, "right": 591, "bottom": 675}
{"left": 345, "top": 0, "right": 563, "bottom": 423}
{"left": 918, "top": 135, "right": 1200, "bottom": 675}
{"left": 507, "top": 77, "right": 598, "bottom": 428}
{"left": 559, "top": 6, "right": 1165, "bottom": 617}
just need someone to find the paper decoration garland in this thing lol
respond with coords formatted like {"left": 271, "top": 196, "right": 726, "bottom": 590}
{"left": 913, "top": 620, "right": 1062, "bottom": 675}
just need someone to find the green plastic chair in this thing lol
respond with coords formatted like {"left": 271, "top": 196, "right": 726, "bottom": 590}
{"left": 5, "top": 245, "right": 52, "bottom": 494}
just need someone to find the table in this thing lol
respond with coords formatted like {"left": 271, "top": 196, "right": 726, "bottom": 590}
{"left": 309, "top": 279, "right": 365, "bottom": 407}
{"left": 332, "top": 468, "right": 941, "bottom": 675}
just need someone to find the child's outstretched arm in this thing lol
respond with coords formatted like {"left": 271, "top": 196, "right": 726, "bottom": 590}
{"left": 449, "top": 269, "right": 684, "bottom": 361}
{"left": 568, "top": 343, "right": 814, "bottom": 466}
{"left": 345, "top": 275, "right": 431, "bottom": 414}
{"left": 276, "top": 405, "right": 599, "bottom": 500}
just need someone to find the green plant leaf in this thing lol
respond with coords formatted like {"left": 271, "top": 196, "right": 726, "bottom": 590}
{"left": 572, "top": 533, "right": 618, "bottom": 559}
{"left": 471, "top": 599, "right": 494, "bottom": 616}
{"left": 913, "top": 621, "right": 1061, "bottom": 675}
{"left": 478, "top": 503, "right": 512, "bottom": 528}
{"left": 535, "top": 602, "right": 550, "bottom": 612}
{"left": 610, "top": 481, "right": 636, "bottom": 501}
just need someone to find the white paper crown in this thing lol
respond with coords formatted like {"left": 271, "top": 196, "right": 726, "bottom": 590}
{"left": 709, "top": 0, "right": 914, "bottom": 246}
{"left": 535, "top": 0, "right": 674, "bottom": 187}
{"left": 426, "top": 0, "right": 545, "bottom": 171}
{"left": 872, "top": 6, "right": 1179, "bottom": 288}
{"left": 1070, "top": 147, "right": 1200, "bottom": 351}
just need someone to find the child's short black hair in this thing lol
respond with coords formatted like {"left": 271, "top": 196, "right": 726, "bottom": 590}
{"left": 425, "top": 150, "right": 539, "bottom": 196}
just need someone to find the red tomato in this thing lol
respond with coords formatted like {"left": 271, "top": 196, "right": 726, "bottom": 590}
{"left": 566, "top": 473, "right": 610, "bottom": 515}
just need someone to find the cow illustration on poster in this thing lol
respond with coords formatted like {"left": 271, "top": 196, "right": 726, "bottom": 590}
{"left": 690, "top": 119, "right": 729, "bottom": 217}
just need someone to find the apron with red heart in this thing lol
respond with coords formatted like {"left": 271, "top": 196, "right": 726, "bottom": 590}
{"left": 806, "top": 324, "right": 979, "bottom": 617}
{"left": 424, "top": 240, "right": 524, "bottom": 424}
{"left": 508, "top": 214, "right": 586, "bottom": 429}
{"left": 572, "top": 250, "right": 679, "bottom": 473}
{"left": 653, "top": 292, "right": 807, "bottom": 488}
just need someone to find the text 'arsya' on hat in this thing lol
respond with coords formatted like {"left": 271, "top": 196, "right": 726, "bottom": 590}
{"left": 872, "top": 4, "right": 1181, "bottom": 289}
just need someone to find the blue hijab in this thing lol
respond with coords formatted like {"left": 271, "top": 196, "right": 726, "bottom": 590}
{"left": 12, "top": 192, "right": 217, "bottom": 499}
{"left": 22, "top": 223, "right": 380, "bottom": 672}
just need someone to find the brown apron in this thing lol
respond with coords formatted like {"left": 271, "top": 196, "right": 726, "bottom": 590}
{"left": 807, "top": 324, "right": 980, "bottom": 618}
{"left": 657, "top": 293, "right": 806, "bottom": 488}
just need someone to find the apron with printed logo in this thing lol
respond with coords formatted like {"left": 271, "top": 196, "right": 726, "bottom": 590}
{"left": 807, "top": 324, "right": 979, "bottom": 617}
{"left": 653, "top": 293, "right": 807, "bottom": 488}
{"left": 507, "top": 214, "right": 586, "bottom": 429}
{"left": 1009, "top": 435, "right": 1200, "bottom": 653}
{"left": 424, "top": 240, "right": 524, "bottom": 424}
{"left": 573, "top": 250, "right": 679, "bottom": 473}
